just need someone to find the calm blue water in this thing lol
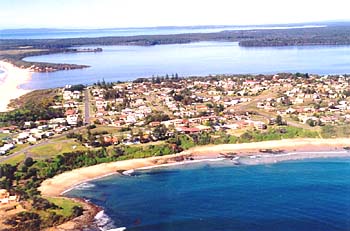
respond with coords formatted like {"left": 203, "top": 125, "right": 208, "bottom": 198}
{"left": 23, "top": 42, "right": 350, "bottom": 89}
{"left": 0, "top": 25, "right": 324, "bottom": 39}
{"left": 66, "top": 158, "right": 350, "bottom": 231}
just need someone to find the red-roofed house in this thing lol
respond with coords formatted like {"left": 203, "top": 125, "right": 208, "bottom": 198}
{"left": 178, "top": 127, "right": 200, "bottom": 134}
{"left": 65, "top": 109, "right": 76, "bottom": 116}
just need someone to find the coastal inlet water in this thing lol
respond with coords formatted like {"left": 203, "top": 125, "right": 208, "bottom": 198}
{"left": 23, "top": 42, "right": 350, "bottom": 89}
{"left": 66, "top": 158, "right": 350, "bottom": 231}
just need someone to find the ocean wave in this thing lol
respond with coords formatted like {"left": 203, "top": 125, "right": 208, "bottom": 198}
{"left": 136, "top": 158, "right": 226, "bottom": 171}
{"left": 107, "top": 228, "right": 126, "bottom": 231}
{"left": 238, "top": 150, "right": 350, "bottom": 165}
{"left": 94, "top": 210, "right": 118, "bottom": 231}
{"left": 75, "top": 182, "right": 96, "bottom": 190}
{"left": 122, "top": 169, "right": 135, "bottom": 176}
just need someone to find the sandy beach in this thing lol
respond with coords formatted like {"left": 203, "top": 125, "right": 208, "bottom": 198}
{"left": 40, "top": 153, "right": 190, "bottom": 197}
{"left": 0, "top": 60, "right": 32, "bottom": 112}
{"left": 187, "top": 138, "right": 349, "bottom": 155}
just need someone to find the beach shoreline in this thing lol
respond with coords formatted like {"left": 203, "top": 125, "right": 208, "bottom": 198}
{"left": 0, "top": 60, "right": 33, "bottom": 112}
{"left": 40, "top": 138, "right": 350, "bottom": 197}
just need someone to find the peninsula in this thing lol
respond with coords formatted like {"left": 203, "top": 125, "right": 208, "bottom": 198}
{"left": 1, "top": 68, "right": 350, "bottom": 229}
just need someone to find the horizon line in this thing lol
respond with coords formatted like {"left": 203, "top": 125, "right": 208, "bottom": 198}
{"left": 1, "top": 20, "right": 349, "bottom": 31}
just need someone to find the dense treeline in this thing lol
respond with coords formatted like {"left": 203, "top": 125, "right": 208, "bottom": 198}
{"left": 0, "top": 89, "right": 64, "bottom": 126}
{"left": 65, "top": 84, "right": 85, "bottom": 91}
{"left": 236, "top": 25, "right": 350, "bottom": 47}
{"left": 145, "top": 113, "right": 170, "bottom": 124}
{"left": 2, "top": 25, "right": 350, "bottom": 51}
{"left": 0, "top": 106, "right": 64, "bottom": 126}
{"left": 2, "top": 48, "right": 89, "bottom": 70}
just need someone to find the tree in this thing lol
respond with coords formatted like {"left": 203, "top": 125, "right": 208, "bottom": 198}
{"left": 114, "top": 147, "right": 125, "bottom": 157}
{"left": 240, "top": 132, "right": 253, "bottom": 142}
{"left": 276, "top": 115, "right": 284, "bottom": 126}
{"left": 71, "top": 206, "right": 83, "bottom": 218}
{"left": 198, "top": 132, "right": 211, "bottom": 145}
{"left": 214, "top": 103, "right": 224, "bottom": 115}
{"left": 67, "top": 84, "right": 85, "bottom": 91}
{"left": 306, "top": 119, "right": 317, "bottom": 127}
{"left": 152, "top": 125, "right": 168, "bottom": 140}
{"left": 145, "top": 112, "right": 170, "bottom": 124}
{"left": 4, "top": 212, "right": 41, "bottom": 231}
{"left": 87, "top": 128, "right": 95, "bottom": 145}
{"left": 24, "top": 157, "right": 34, "bottom": 167}
{"left": 32, "top": 197, "right": 58, "bottom": 210}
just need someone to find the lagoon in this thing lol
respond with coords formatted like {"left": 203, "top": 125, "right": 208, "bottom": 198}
{"left": 23, "top": 42, "right": 350, "bottom": 89}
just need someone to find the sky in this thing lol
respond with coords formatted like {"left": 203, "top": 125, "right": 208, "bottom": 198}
{"left": 1, "top": 0, "right": 350, "bottom": 29}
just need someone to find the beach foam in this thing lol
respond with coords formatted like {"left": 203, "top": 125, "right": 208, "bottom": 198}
{"left": 122, "top": 169, "right": 135, "bottom": 176}
{"left": 94, "top": 210, "right": 117, "bottom": 231}
{"left": 74, "top": 182, "right": 96, "bottom": 190}
{"left": 238, "top": 150, "right": 350, "bottom": 165}
{"left": 135, "top": 157, "right": 226, "bottom": 171}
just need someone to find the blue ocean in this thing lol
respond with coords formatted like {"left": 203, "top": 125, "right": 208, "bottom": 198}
{"left": 66, "top": 158, "right": 350, "bottom": 231}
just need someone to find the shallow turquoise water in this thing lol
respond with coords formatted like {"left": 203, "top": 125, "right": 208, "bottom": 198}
{"left": 66, "top": 158, "right": 350, "bottom": 231}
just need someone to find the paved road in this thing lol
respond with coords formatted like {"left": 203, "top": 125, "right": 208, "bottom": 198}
{"left": 84, "top": 89, "right": 90, "bottom": 124}
{"left": 234, "top": 89, "right": 310, "bottom": 129}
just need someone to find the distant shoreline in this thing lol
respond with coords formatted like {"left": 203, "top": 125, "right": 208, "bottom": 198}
{"left": 0, "top": 24, "right": 327, "bottom": 39}
{"left": 2, "top": 24, "right": 350, "bottom": 74}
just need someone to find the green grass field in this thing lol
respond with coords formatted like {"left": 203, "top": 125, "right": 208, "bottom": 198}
{"left": 91, "top": 125, "right": 120, "bottom": 134}
{"left": 0, "top": 133, "right": 11, "bottom": 140}
{"left": 1, "top": 153, "right": 26, "bottom": 165}
{"left": 7, "top": 143, "right": 30, "bottom": 155}
{"left": 30, "top": 140, "right": 87, "bottom": 159}
{"left": 46, "top": 197, "right": 81, "bottom": 217}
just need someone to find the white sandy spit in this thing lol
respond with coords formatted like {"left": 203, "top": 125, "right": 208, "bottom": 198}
{"left": 0, "top": 60, "right": 33, "bottom": 112}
